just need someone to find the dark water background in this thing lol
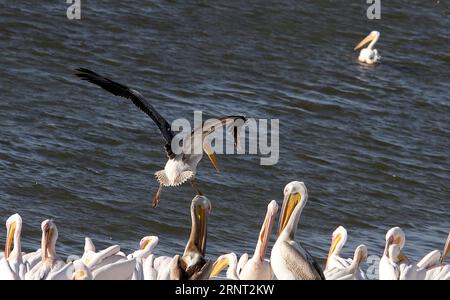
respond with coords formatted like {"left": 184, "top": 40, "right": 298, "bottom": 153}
{"left": 0, "top": 1, "right": 449, "bottom": 269}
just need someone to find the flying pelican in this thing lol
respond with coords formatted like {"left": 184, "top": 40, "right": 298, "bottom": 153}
{"left": 75, "top": 68, "right": 246, "bottom": 208}
{"left": 325, "top": 245, "right": 367, "bottom": 280}
{"left": 325, "top": 226, "right": 367, "bottom": 279}
{"left": 354, "top": 31, "right": 381, "bottom": 64}
{"left": 238, "top": 200, "right": 278, "bottom": 279}
{"left": 2, "top": 214, "right": 27, "bottom": 279}
{"left": 169, "top": 195, "right": 213, "bottom": 280}
{"left": 270, "top": 181, "right": 325, "bottom": 280}
{"left": 210, "top": 253, "right": 239, "bottom": 280}
{"left": 25, "top": 220, "right": 66, "bottom": 280}
{"left": 379, "top": 227, "right": 410, "bottom": 280}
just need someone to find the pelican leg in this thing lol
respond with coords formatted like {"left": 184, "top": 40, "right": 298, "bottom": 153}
{"left": 152, "top": 184, "right": 163, "bottom": 208}
{"left": 190, "top": 179, "right": 203, "bottom": 196}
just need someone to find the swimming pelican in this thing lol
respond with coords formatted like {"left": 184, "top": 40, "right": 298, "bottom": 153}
{"left": 270, "top": 181, "right": 325, "bottom": 280}
{"left": 379, "top": 227, "right": 409, "bottom": 280}
{"left": 79, "top": 238, "right": 123, "bottom": 271}
{"left": 354, "top": 31, "right": 381, "bottom": 64}
{"left": 325, "top": 226, "right": 367, "bottom": 279}
{"left": 128, "top": 236, "right": 159, "bottom": 260}
{"left": 155, "top": 255, "right": 174, "bottom": 280}
{"left": 77, "top": 238, "right": 135, "bottom": 280}
{"left": 25, "top": 220, "right": 66, "bottom": 280}
{"left": 415, "top": 232, "right": 450, "bottom": 280}
{"left": 210, "top": 253, "right": 239, "bottom": 280}
{"left": 45, "top": 260, "right": 92, "bottom": 280}
{"left": 128, "top": 236, "right": 159, "bottom": 280}
{"left": 2, "top": 214, "right": 26, "bottom": 279}
{"left": 239, "top": 200, "right": 278, "bottom": 279}
{"left": 91, "top": 258, "right": 137, "bottom": 280}
{"left": 382, "top": 244, "right": 402, "bottom": 280}
{"left": 170, "top": 195, "right": 213, "bottom": 280}
{"left": 143, "top": 254, "right": 158, "bottom": 280}
{"left": 75, "top": 68, "right": 246, "bottom": 208}
{"left": 71, "top": 260, "right": 93, "bottom": 280}
{"left": 325, "top": 245, "right": 367, "bottom": 280}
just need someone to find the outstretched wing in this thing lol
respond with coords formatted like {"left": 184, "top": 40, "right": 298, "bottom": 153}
{"left": 183, "top": 116, "right": 247, "bottom": 171}
{"left": 75, "top": 68, "right": 174, "bottom": 151}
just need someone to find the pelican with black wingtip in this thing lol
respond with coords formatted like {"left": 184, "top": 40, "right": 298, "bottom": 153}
{"left": 75, "top": 68, "right": 246, "bottom": 208}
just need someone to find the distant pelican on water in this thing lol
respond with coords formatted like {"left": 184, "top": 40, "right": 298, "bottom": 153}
{"left": 354, "top": 31, "right": 381, "bottom": 64}
{"left": 75, "top": 68, "right": 246, "bottom": 208}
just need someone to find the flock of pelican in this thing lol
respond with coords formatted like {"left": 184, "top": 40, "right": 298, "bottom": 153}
{"left": 1, "top": 181, "right": 448, "bottom": 280}
{"left": 1, "top": 31, "right": 446, "bottom": 280}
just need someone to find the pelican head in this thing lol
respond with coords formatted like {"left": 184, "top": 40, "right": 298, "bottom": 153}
{"left": 385, "top": 227, "right": 405, "bottom": 249}
{"left": 354, "top": 31, "right": 380, "bottom": 50}
{"left": 384, "top": 227, "right": 408, "bottom": 263}
{"left": 41, "top": 219, "right": 58, "bottom": 260}
{"left": 5, "top": 213, "right": 22, "bottom": 259}
{"left": 139, "top": 236, "right": 159, "bottom": 252}
{"left": 326, "top": 225, "right": 348, "bottom": 268}
{"left": 278, "top": 181, "right": 308, "bottom": 236}
{"left": 184, "top": 195, "right": 212, "bottom": 260}
{"left": 354, "top": 244, "right": 368, "bottom": 266}
{"left": 210, "top": 253, "right": 238, "bottom": 279}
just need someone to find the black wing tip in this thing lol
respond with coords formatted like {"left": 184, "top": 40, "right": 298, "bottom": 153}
{"left": 74, "top": 68, "right": 98, "bottom": 80}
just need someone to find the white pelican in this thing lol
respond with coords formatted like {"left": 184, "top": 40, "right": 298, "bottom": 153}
{"left": 325, "top": 245, "right": 367, "bottom": 280}
{"left": 270, "top": 181, "right": 325, "bottom": 280}
{"left": 415, "top": 232, "right": 450, "bottom": 280}
{"left": 383, "top": 244, "right": 402, "bottom": 280}
{"left": 239, "top": 200, "right": 278, "bottom": 279}
{"left": 45, "top": 261, "right": 92, "bottom": 280}
{"left": 77, "top": 238, "right": 135, "bottom": 280}
{"left": 91, "top": 257, "right": 136, "bottom": 280}
{"left": 0, "top": 257, "right": 17, "bottom": 280}
{"left": 75, "top": 68, "right": 246, "bottom": 208}
{"left": 25, "top": 220, "right": 66, "bottom": 280}
{"left": 237, "top": 253, "right": 249, "bottom": 276}
{"left": 210, "top": 253, "right": 239, "bottom": 280}
{"left": 354, "top": 31, "right": 381, "bottom": 64}
{"left": 155, "top": 255, "right": 174, "bottom": 280}
{"left": 2, "top": 214, "right": 26, "bottom": 279}
{"left": 379, "top": 227, "right": 410, "bottom": 280}
{"left": 169, "top": 195, "right": 213, "bottom": 280}
{"left": 128, "top": 236, "right": 159, "bottom": 280}
{"left": 78, "top": 238, "right": 125, "bottom": 272}
{"left": 128, "top": 236, "right": 159, "bottom": 260}
{"left": 325, "top": 226, "right": 367, "bottom": 279}
{"left": 143, "top": 254, "right": 158, "bottom": 280}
